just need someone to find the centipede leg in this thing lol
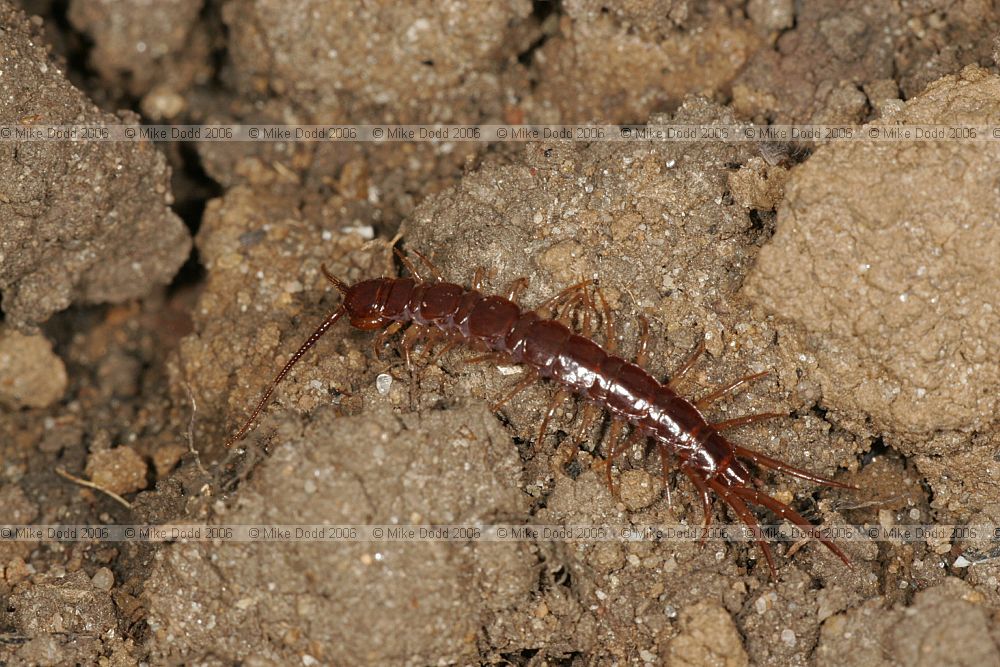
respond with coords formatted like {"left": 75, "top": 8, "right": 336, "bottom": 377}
{"left": 393, "top": 247, "right": 425, "bottom": 281}
{"left": 535, "top": 280, "right": 593, "bottom": 319}
{"left": 682, "top": 467, "right": 714, "bottom": 546}
{"left": 667, "top": 341, "right": 706, "bottom": 389}
{"left": 464, "top": 352, "right": 508, "bottom": 366}
{"left": 696, "top": 371, "right": 770, "bottom": 409}
{"left": 491, "top": 369, "right": 540, "bottom": 412}
{"left": 593, "top": 286, "right": 617, "bottom": 353}
{"left": 373, "top": 321, "right": 404, "bottom": 360}
{"left": 429, "top": 333, "right": 461, "bottom": 365}
{"left": 408, "top": 247, "right": 445, "bottom": 281}
{"left": 571, "top": 403, "right": 601, "bottom": 448}
{"left": 605, "top": 427, "right": 645, "bottom": 494}
{"left": 711, "top": 412, "right": 785, "bottom": 432}
{"left": 604, "top": 418, "right": 625, "bottom": 461}
{"left": 634, "top": 315, "right": 650, "bottom": 366}
{"left": 733, "top": 444, "right": 857, "bottom": 490}
{"left": 554, "top": 402, "right": 601, "bottom": 473}
{"left": 579, "top": 289, "right": 594, "bottom": 337}
{"left": 537, "top": 389, "right": 570, "bottom": 448}
{"left": 604, "top": 428, "right": 623, "bottom": 492}
{"left": 471, "top": 267, "right": 488, "bottom": 291}
{"left": 708, "top": 479, "right": 777, "bottom": 578}
{"left": 400, "top": 323, "right": 428, "bottom": 369}
{"left": 728, "top": 485, "right": 851, "bottom": 565}
{"left": 420, "top": 328, "right": 444, "bottom": 361}
{"left": 658, "top": 443, "right": 674, "bottom": 506}
{"left": 556, "top": 292, "right": 587, "bottom": 327}
{"left": 506, "top": 277, "right": 529, "bottom": 302}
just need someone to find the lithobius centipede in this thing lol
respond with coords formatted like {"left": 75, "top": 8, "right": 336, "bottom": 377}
{"left": 226, "top": 248, "right": 855, "bottom": 576}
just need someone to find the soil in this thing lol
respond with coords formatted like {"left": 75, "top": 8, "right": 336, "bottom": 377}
{"left": 3, "top": 1, "right": 1000, "bottom": 665}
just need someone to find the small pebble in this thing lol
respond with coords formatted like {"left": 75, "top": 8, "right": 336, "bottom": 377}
{"left": 780, "top": 628, "right": 797, "bottom": 647}
{"left": 85, "top": 446, "right": 148, "bottom": 495}
{"left": 590, "top": 542, "right": 626, "bottom": 572}
{"left": 376, "top": 373, "right": 393, "bottom": 395}
{"left": 91, "top": 567, "right": 114, "bottom": 591}
{"left": 0, "top": 328, "right": 68, "bottom": 409}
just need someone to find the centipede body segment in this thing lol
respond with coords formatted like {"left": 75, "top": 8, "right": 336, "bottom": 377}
{"left": 226, "top": 249, "right": 855, "bottom": 577}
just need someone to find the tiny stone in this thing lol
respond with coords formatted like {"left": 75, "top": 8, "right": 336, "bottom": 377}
{"left": 85, "top": 446, "right": 148, "bottom": 495}
{"left": 780, "top": 628, "right": 796, "bottom": 647}
{"left": 376, "top": 373, "right": 393, "bottom": 395}
{"left": 91, "top": 567, "right": 114, "bottom": 591}
{"left": 0, "top": 329, "right": 68, "bottom": 409}
{"left": 590, "top": 542, "right": 626, "bottom": 572}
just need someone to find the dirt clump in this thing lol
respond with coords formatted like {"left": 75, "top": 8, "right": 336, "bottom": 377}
{"left": 0, "top": 328, "right": 67, "bottom": 408}
{"left": 744, "top": 65, "right": 1000, "bottom": 521}
{"left": 0, "top": 2, "right": 191, "bottom": 329}
{"left": 144, "top": 407, "right": 533, "bottom": 665}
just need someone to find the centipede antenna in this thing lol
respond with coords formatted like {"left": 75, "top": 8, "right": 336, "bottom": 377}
{"left": 225, "top": 307, "right": 346, "bottom": 447}
{"left": 321, "top": 264, "right": 349, "bottom": 294}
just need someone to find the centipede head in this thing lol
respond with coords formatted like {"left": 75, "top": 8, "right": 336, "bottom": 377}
{"left": 343, "top": 278, "right": 392, "bottom": 330}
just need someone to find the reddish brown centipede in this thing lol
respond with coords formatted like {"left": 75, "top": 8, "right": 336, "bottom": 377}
{"left": 226, "top": 249, "right": 855, "bottom": 577}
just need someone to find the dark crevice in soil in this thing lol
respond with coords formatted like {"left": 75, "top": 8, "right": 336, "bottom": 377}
{"left": 748, "top": 208, "right": 776, "bottom": 239}
{"left": 17, "top": 0, "right": 91, "bottom": 90}
{"left": 531, "top": 0, "right": 561, "bottom": 22}
{"left": 860, "top": 435, "right": 888, "bottom": 467}
{"left": 517, "top": 0, "right": 561, "bottom": 67}
{"left": 195, "top": 0, "right": 231, "bottom": 97}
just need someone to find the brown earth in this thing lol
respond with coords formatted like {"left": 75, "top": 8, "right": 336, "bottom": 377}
{"left": 2, "top": 1, "right": 1000, "bottom": 665}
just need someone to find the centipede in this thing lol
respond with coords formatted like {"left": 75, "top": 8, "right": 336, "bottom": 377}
{"left": 225, "top": 247, "right": 855, "bottom": 577}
